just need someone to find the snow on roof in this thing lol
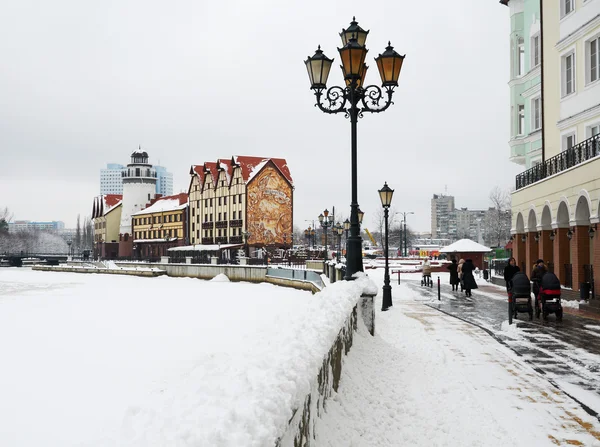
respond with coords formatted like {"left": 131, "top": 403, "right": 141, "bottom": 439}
{"left": 439, "top": 239, "right": 492, "bottom": 253}
{"left": 168, "top": 243, "right": 243, "bottom": 252}
{"left": 217, "top": 158, "right": 234, "bottom": 184}
{"left": 92, "top": 194, "right": 122, "bottom": 218}
{"left": 132, "top": 193, "right": 188, "bottom": 216}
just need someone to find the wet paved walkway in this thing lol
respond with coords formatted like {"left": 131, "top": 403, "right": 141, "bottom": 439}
{"left": 407, "top": 278, "right": 600, "bottom": 419}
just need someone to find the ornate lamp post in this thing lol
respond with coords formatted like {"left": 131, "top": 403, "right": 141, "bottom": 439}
{"left": 378, "top": 182, "right": 394, "bottom": 311}
{"left": 318, "top": 209, "right": 334, "bottom": 269}
{"left": 67, "top": 239, "right": 72, "bottom": 259}
{"left": 335, "top": 223, "right": 344, "bottom": 262}
{"left": 397, "top": 211, "right": 414, "bottom": 257}
{"left": 305, "top": 18, "right": 405, "bottom": 281}
{"left": 343, "top": 218, "right": 350, "bottom": 256}
{"left": 242, "top": 230, "right": 251, "bottom": 257}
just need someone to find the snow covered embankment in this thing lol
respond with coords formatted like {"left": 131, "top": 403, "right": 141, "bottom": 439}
{"left": 276, "top": 274, "right": 378, "bottom": 446}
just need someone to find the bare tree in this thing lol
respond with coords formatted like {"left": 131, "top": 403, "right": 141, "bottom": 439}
{"left": 75, "top": 214, "right": 81, "bottom": 251}
{"left": 484, "top": 187, "right": 512, "bottom": 247}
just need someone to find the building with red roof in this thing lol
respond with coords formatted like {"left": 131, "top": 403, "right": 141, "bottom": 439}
{"left": 188, "top": 156, "right": 293, "bottom": 256}
{"left": 91, "top": 194, "right": 123, "bottom": 259}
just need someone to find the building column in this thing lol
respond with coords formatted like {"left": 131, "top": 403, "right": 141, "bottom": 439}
{"left": 513, "top": 234, "right": 526, "bottom": 272}
{"left": 572, "top": 225, "right": 591, "bottom": 292}
{"left": 554, "top": 228, "right": 570, "bottom": 286}
{"left": 593, "top": 228, "right": 600, "bottom": 299}
{"left": 539, "top": 230, "right": 554, "bottom": 267}
{"left": 525, "top": 232, "right": 539, "bottom": 275}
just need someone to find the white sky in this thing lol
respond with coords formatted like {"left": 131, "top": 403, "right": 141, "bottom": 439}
{"left": 0, "top": 0, "right": 522, "bottom": 231}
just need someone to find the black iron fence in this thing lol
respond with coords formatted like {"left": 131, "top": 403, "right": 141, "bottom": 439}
{"left": 492, "top": 259, "right": 508, "bottom": 277}
{"left": 516, "top": 134, "right": 600, "bottom": 190}
{"left": 564, "top": 263, "right": 573, "bottom": 288}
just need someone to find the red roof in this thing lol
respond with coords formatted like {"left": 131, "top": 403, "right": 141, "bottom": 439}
{"left": 104, "top": 194, "right": 122, "bottom": 209}
{"left": 233, "top": 155, "right": 293, "bottom": 185}
{"left": 190, "top": 156, "right": 293, "bottom": 190}
{"left": 203, "top": 162, "right": 219, "bottom": 186}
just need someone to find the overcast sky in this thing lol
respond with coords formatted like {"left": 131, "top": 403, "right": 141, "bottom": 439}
{"left": 0, "top": 0, "right": 521, "bottom": 232}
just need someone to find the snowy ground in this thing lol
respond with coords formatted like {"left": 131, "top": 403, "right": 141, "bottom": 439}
{"left": 0, "top": 268, "right": 373, "bottom": 446}
{"left": 1, "top": 267, "right": 600, "bottom": 446}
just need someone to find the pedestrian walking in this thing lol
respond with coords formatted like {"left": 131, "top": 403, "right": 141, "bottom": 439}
{"left": 447, "top": 258, "right": 460, "bottom": 291}
{"left": 457, "top": 258, "right": 465, "bottom": 292}
{"left": 503, "top": 257, "right": 520, "bottom": 292}
{"left": 422, "top": 257, "right": 432, "bottom": 286}
{"left": 461, "top": 259, "right": 478, "bottom": 297}
{"left": 531, "top": 259, "right": 547, "bottom": 312}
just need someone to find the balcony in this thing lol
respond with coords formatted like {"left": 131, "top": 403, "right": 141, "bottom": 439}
{"left": 229, "top": 236, "right": 243, "bottom": 244}
{"left": 229, "top": 219, "right": 243, "bottom": 228}
{"left": 202, "top": 237, "right": 214, "bottom": 244}
{"left": 215, "top": 236, "right": 228, "bottom": 244}
{"left": 215, "top": 221, "right": 228, "bottom": 229}
{"left": 202, "top": 221, "right": 213, "bottom": 229}
{"left": 516, "top": 134, "right": 600, "bottom": 190}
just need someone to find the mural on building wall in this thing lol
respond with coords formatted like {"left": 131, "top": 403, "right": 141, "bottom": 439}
{"left": 247, "top": 164, "right": 292, "bottom": 245}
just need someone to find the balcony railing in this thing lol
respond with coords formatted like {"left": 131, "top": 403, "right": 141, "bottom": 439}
{"left": 215, "top": 221, "right": 228, "bottom": 229}
{"left": 229, "top": 236, "right": 243, "bottom": 244}
{"left": 215, "top": 236, "right": 228, "bottom": 244}
{"left": 516, "top": 134, "right": 600, "bottom": 190}
{"left": 202, "top": 237, "right": 214, "bottom": 244}
{"left": 202, "top": 221, "right": 213, "bottom": 229}
{"left": 229, "top": 219, "right": 243, "bottom": 228}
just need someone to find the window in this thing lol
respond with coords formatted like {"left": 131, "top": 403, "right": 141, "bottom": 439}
{"left": 210, "top": 213, "right": 213, "bottom": 221}
{"left": 233, "top": 195, "right": 236, "bottom": 204}
{"left": 218, "top": 213, "right": 222, "bottom": 221}
{"left": 223, "top": 196, "right": 227, "bottom": 205}
{"left": 588, "top": 124, "right": 600, "bottom": 138}
{"left": 218, "top": 197, "right": 221, "bottom": 206}
{"left": 562, "top": 133, "right": 576, "bottom": 151}
{"left": 205, "top": 214, "right": 208, "bottom": 222}
{"left": 517, "top": 105, "right": 525, "bottom": 135}
{"left": 532, "top": 97, "right": 541, "bottom": 130}
{"left": 532, "top": 34, "right": 540, "bottom": 67}
{"left": 233, "top": 211, "right": 237, "bottom": 219}
{"left": 517, "top": 37, "right": 525, "bottom": 77}
{"left": 239, "top": 194, "right": 242, "bottom": 202}
{"left": 210, "top": 198, "right": 213, "bottom": 207}
{"left": 561, "top": 0, "right": 574, "bottom": 18}
{"left": 224, "top": 212, "right": 227, "bottom": 220}
{"left": 588, "top": 36, "right": 600, "bottom": 84}
{"left": 562, "top": 52, "right": 575, "bottom": 96}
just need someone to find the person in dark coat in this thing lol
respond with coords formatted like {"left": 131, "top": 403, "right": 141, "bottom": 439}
{"left": 503, "top": 257, "right": 520, "bottom": 292}
{"left": 531, "top": 259, "right": 547, "bottom": 308}
{"left": 461, "top": 259, "right": 478, "bottom": 297}
{"left": 446, "top": 258, "right": 460, "bottom": 291}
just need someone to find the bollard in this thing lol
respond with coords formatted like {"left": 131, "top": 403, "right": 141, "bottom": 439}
{"left": 398, "top": 270, "right": 401, "bottom": 285}
{"left": 437, "top": 276, "right": 441, "bottom": 300}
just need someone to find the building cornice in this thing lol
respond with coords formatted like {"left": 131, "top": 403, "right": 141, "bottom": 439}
{"left": 557, "top": 103, "right": 600, "bottom": 130}
{"left": 522, "top": 82, "right": 541, "bottom": 98}
{"left": 509, "top": 129, "right": 542, "bottom": 146}
{"left": 556, "top": 13, "right": 600, "bottom": 51}
{"left": 508, "top": 65, "right": 541, "bottom": 88}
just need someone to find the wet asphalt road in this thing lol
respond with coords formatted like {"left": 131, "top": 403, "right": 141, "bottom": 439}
{"left": 407, "top": 279, "right": 600, "bottom": 416}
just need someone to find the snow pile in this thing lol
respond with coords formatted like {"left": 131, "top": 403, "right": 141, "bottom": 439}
{"left": 562, "top": 299, "right": 583, "bottom": 309}
{"left": 0, "top": 268, "right": 375, "bottom": 446}
{"left": 210, "top": 273, "right": 230, "bottom": 282}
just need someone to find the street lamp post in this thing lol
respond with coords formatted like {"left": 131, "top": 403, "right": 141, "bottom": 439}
{"left": 335, "top": 223, "right": 344, "bottom": 262}
{"left": 242, "top": 231, "right": 251, "bottom": 258}
{"left": 343, "top": 218, "right": 350, "bottom": 257}
{"left": 379, "top": 182, "right": 394, "bottom": 311}
{"left": 318, "top": 209, "right": 334, "bottom": 271}
{"left": 396, "top": 211, "right": 414, "bottom": 257}
{"left": 67, "top": 239, "right": 72, "bottom": 259}
{"left": 305, "top": 17, "right": 405, "bottom": 281}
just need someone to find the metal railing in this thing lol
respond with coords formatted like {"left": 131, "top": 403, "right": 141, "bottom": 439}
{"left": 516, "top": 134, "right": 600, "bottom": 190}
{"left": 266, "top": 267, "right": 325, "bottom": 290}
{"left": 491, "top": 259, "right": 508, "bottom": 277}
{"left": 564, "top": 263, "right": 573, "bottom": 288}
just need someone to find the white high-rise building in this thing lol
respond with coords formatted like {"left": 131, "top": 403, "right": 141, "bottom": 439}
{"left": 100, "top": 163, "right": 125, "bottom": 195}
{"left": 119, "top": 150, "right": 157, "bottom": 237}
{"left": 100, "top": 163, "right": 173, "bottom": 196}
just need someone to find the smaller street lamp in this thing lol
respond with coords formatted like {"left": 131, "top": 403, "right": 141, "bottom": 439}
{"left": 242, "top": 231, "right": 251, "bottom": 257}
{"left": 357, "top": 208, "right": 364, "bottom": 225}
{"left": 343, "top": 218, "right": 350, "bottom": 255}
{"left": 318, "top": 209, "right": 334, "bottom": 273}
{"left": 335, "top": 223, "right": 344, "bottom": 262}
{"left": 67, "top": 239, "right": 72, "bottom": 259}
{"left": 378, "top": 182, "right": 394, "bottom": 311}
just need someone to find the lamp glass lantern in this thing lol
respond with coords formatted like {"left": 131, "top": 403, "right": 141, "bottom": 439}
{"left": 378, "top": 182, "right": 394, "bottom": 208}
{"left": 549, "top": 231, "right": 555, "bottom": 241}
{"left": 589, "top": 226, "right": 596, "bottom": 238}
{"left": 338, "top": 36, "right": 368, "bottom": 80}
{"left": 343, "top": 64, "right": 368, "bottom": 87}
{"left": 344, "top": 218, "right": 350, "bottom": 231}
{"left": 357, "top": 208, "right": 364, "bottom": 224}
{"left": 318, "top": 213, "right": 324, "bottom": 224}
{"left": 375, "top": 42, "right": 405, "bottom": 87}
{"left": 304, "top": 46, "right": 334, "bottom": 90}
{"left": 521, "top": 234, "right": 527, "bottom": 243}
{"left": 339, "top": 17, "right": 369, "bottom": 47}
{"left": 567, "top": 229, "right": 574, "bottom": 240}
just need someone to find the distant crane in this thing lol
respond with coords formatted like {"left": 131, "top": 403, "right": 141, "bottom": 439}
{"left": 364, "top": 228, "right": 378, "bottom": 247}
